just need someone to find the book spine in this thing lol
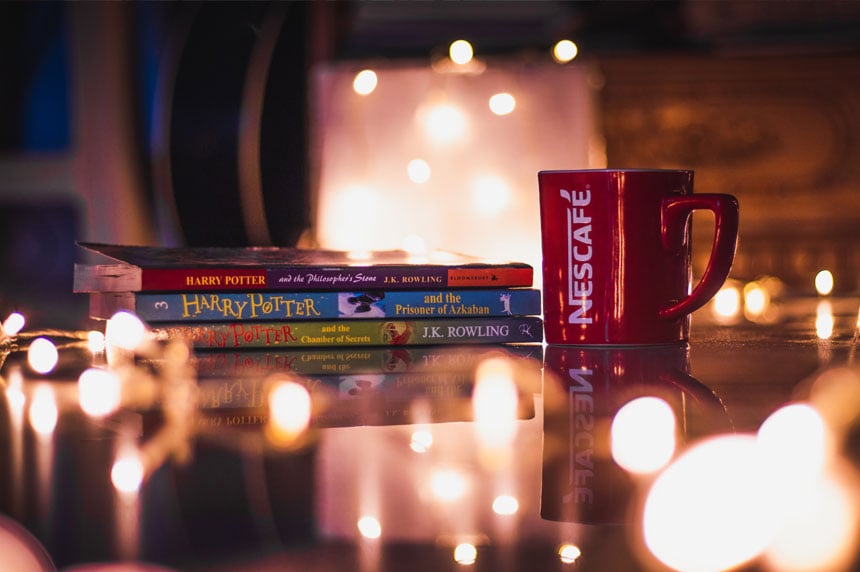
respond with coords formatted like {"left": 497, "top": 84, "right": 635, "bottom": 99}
{"left": 138, "top": 266, "right": 533, "bottom": 291}
{"left": 154, "top": 316, "right": 544, "bottom": 349}
{"left": 98, "top": 289, "right": 541, "bottom": 322}
{"left": 191, "top": 344, "right": 544, "bottom": 377}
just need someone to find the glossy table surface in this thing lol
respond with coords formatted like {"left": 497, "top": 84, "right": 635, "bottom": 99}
{"left": 1, "top": 295, "right": 860, "bottom": 572}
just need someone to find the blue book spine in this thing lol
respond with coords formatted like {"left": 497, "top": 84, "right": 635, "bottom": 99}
{"left": 122, "top": 289, "right": 541, "bottom": 322}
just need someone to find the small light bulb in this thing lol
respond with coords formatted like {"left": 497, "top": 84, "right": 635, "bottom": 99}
{"left": 449, "top": 40, "right": 474, "bottom": 65}
{"left": 553, "top": 40, "right": 578, "bottom": 63}
{"left": 353, "top": 69, "right": 378, "bottom": 95}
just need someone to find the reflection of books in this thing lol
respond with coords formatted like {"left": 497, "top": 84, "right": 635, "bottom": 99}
{"left": 190, "top": 346, "right": 541, "bottom": 429}
{"left": 191, "top": 344, "right": 544, "bottom": 376}
{"left": 89, "top": 289, "right": 541, "bottom": 321}
{"left": 73, "top": 242, "right": 533, "bottom": 293}
{"left": 154, "top": 316, "right": 543, "bottom": 348}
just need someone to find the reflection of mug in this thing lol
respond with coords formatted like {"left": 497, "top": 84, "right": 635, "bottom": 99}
{"left": 538, "top": 169, "right": 739, "bottom": 344}
{"left": 540, "top": 345, "right": 730, "bottom": 525}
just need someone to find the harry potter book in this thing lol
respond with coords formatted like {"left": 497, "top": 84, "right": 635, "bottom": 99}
{"left": 73, "top": 242, "right": 533, "bottom": 293}
{"left": 89, "top": 288, "right": 541, "bottom": 321}
{"left": 153, "top": 316, "right": 543, "bottom": 349}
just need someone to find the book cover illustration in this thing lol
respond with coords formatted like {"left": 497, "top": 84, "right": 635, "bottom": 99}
{"left": 153, "top": 316, "right": 543, "bottom": 349}
{"left": 73, "top": 242, "right": 533, "bottom": 292}
{"left": 89, "top": 289, "right": 541, "bottom": 322}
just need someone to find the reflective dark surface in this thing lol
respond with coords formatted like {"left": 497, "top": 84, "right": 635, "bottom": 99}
{"left": 2, "top": 296, "right": 860, "bottom": 571}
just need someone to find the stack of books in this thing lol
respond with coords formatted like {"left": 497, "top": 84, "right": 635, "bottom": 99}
{"left": 73, "top": 242, "right": 544, "bottom": 350}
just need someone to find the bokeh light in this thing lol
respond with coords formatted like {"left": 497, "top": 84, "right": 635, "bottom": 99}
{"left": 410, "top": 430, "right": 433, "bottom": 453}
{"left": 643, "top": 435, "right": 782, "bottom": 572}
{"left": 757, "top": 403, "right": 828, "bottom": 484}
{"left": 106, "top": 311, "right": 147, "bottom": 351}
{"left": 27, "top": 338, "right": 58, "bottom": 374}
{"left": 553, "top": 39, "right": 579, "bottom": 63}
{"left": 711, "top": 284, "right": 741, "bottom": 320}
{"left": 454, "top": 542, "right": 477, "bottom": 565}
{"left": 78, "top": 367, "right": 122, "bottom": 418}
{"left": 423, "top": 103, "right": 468, "bottom": 145}
{"left": 611, "top": 396, "right": 676, "bottom": 474}
{"left": 357, "top": 515, "right": 382, "bottom": 539}
{"left": 488, "top": 92, "right": 516, "bottom": 115}
{"left": 472, "top": 358, "right": 518, "bottom": 448}
{"left": 449, "top": 39, "right": 474, "bottom": 65}
{"left": 268, "top": 379, "right": 312, "bottom": 438}
{"left": 407, "top": 158, "right": 431, "bottom": 183}
{"left": 470, "top": 174, "right": 512, "bottom": 218}
{"left": 2, "top": 312, "right": 25, "bottom": 336}
{"left": 816, "top": 300, "right": 834, "bottom": 339}
{"left": 111, "top": 452, "right": 144, "bottom": 494}
{"left": 28, "top": 386, "right": 58, "bottom": 436}
{"left": 492, "top": 494, "right": 519, "bottom": 515}
{"left": 815, "top": 269, "right": 834, "bottom": 296}
{"left": 431, "top": 468, "right": 468, "bottom": 501}
{"left": 763, "top": 470, "right": 859, "bottom": 572}
{"left": 353, "top": 69, "right": 378, "bottom": 95}
{"left": 558, "top": 543, "right": 582, "bottom": 564}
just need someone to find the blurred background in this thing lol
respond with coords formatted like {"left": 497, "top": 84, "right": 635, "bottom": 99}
{"left": 2, "top": 0, "right": 860, "bottom": 328}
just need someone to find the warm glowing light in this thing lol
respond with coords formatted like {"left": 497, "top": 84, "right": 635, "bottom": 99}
{"left": 27, "top": 338, "right": 58, "bottom": 375}
{"left": 357, "top": 515, "right": 382, "bottom": 539}
{"left": 28, "top": 386, "right": 58, "bottom": 436}
{"left": 407, "top": 158, "right": 431, "bottom": 183}
{"left": 611, "top": 396, "right": 676, "bottom": 474}
{"left": 401, "top": 234, "right": 428, "bottom": 255}
{"left": 492, "top": 494, "right": 519, "bottom": 515}
{"left": 4, "top": 369, "right": 26, "bottom": 411}
{"left": 743, "top": 281, "right": 769, "bottom": 318}
{"left": 111, "top": 452, "right": 144, "bottom": 494}
{"left": 712, "top": 284, "right": 741, "bottom": 319}
{"left": 325, "top": 185, "right": 384, "bottom": 250}
{"left": 423, "top": 104, "right": 467, "bottom": 144}
{"left": 2, "top": 312, "right": 25, "bottom": 336}
{"left": 453, "top": 542, "right": 477, "bottom": 565}
{"left": 86, "top": 330, "right": 106, "bottom": 354}
{"left": 815, "top": 269, "right": 834, "bottom": 296}
{"left": 758, "top": 403, "right": 828, "bottom": 485}
{"left": 470, "top": 174, "right": 512, "bottom": 217}
{"left": 353, "top": 69, "right": 378, "bottom": 95}
{"left": 553, "top": 39, "right": 579, "bottom": 63}
{"left": 558, "top": 543, "right": 582, "bottom": 564}
{"left": 816, "top": 300, "right": 834, "bottom": 339}
{"left": 268, "top": 380, "right": 312, "bottom": 437}
{"left": 106, "top": 311, "right": 147, "bottom": 350}
{"left": 431, "top": 468, "right": 468, "bottom": 501}
{"left": 449, "top": 39, "right": 474, "bottom": 65}
{"left": 643, "top": 435, "right": 782, "bottom": 572}
{"left": 472, "top": 358, "right": 519, "bottom": 447}
{"left": 488, "top": 92, "right": 516, "bottom": 116}
{"left": 764, "top": 471, "right": 859, "bottom": 572}
{"left": 410, "top": 430, "right": 433, "bottom": 453}
{"left": 78, "top": 368, "right": 122, "bottom": 418}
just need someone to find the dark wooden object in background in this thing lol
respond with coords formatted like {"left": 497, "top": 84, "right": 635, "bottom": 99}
{"left": 599, "top": 54, "right": 860, "bottom": 292}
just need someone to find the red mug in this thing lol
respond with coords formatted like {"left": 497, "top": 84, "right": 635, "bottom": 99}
{"left": 538, "top": 169, "right": 739, "bottom": 345}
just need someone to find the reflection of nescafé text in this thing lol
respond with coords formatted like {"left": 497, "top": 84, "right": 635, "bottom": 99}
{"left": 565, "top": 367, "right": 594, "bottom": 505}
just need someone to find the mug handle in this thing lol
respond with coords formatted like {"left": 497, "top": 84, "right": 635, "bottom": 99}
{"left": 658, "top": 194, "right": 740, "bottom": 321}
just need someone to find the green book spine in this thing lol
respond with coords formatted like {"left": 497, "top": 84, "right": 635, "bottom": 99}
{"left": 154, "top": 316, "right": 543, "bottom": 349}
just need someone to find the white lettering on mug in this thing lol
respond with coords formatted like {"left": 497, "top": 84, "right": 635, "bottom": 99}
{"left": 560, "top": 188, "right": 593, "bottom": 324}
